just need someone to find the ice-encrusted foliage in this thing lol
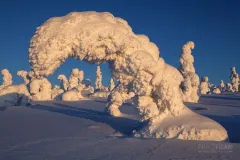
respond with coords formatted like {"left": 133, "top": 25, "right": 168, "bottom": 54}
{"left": 108, "top": 78, "right": 115, "bottom": 91}
{"left": 0, "top": 69, "right": 13, "bottom": 90}
{"left": 28, "top": 11, "right": 228, "bottom": 141}
{"left": 29, "top": 77, "right": 52, "bottom": 101}
{"left": 57, "top": 74, "right": 69, "bottom": 91}
{"left": 179, "top": 42, "right": 200, "bottom": 103}
{"left": 200, "top": 76, "right": 210, "bottom": 94}
{"left": 230, "top": 67, "right": 239, "bottom": 92}
{"left": 95, "top": 66, "right": 102, "bottom": 91}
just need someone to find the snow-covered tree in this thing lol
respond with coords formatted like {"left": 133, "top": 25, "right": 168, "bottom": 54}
{"left": 200, "top": 76, "right": 210, "bottom": 94}
{"left": 0, "top": 70, "right": 30, "bottom": 106}
{"left": 0, "top": 69, "right": 13, "bottom": 90}
{"left": 226, "top": 83, "right": 233, "bottom": 92}
{"left": 230, "top": 67, "right": 239, "bottom": 92}
{"left": 108, "top": 78, "right": 115, "bottom": 91}
{"left": 29, "top": 77, "right": 52, "bottom": 101}
{"left": 68, "top": 68, "right": 80, "bottom": 90}
{"left": 219, "top": 80, "right": 225, "bottom": 92}
{"left": 179, "top": 41, "right": 200, "bottom": 103}
{"left": 28, "top": 11, "right": 228, "bottom": 141}
{"left": 95, "top": 66, "right": 102, "bottom": 91}
{"left": 57, "top": 74, "right": 69, "bottom": 91}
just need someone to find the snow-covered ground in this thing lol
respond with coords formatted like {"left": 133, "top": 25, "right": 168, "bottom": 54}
{"left": 0, "top": 93, "right": 240, "bottom": 160}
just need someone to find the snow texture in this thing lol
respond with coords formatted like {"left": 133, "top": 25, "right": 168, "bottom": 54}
{"left": 0, "top": 69, "right": 13, "bottom": 90}
{"left": 28, "top": 11, "right": 228, "bottom": 141}
{"left": 62, "top": 84, "right": 86, "bottom": 101}
{"left": 230, "top": 67, "right": 239, "bottom": 92}
{"left": 0, "top": 84, "right": 30, "bottom": 106}
{"left": 29, "top": 77, "right": 52, "bottom": 101}
{"left": 179, "top": 41, "right": 200, "bottom": 103}
{"left": 200, "top": 76, "right": 210, "bottom": 95}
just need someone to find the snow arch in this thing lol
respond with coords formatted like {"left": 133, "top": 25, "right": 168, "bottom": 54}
{"left": 29, "top": 11, "right": 228, "bottom": 141}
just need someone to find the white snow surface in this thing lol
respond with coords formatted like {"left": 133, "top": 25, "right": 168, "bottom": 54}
{"left": 28, "top": 11, "right": 228, "bottom": 140}
{"left": 0, "top": 94, "right": 240, "bottom": 160}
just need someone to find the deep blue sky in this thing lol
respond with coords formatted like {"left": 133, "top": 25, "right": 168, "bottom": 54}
{"left": 0, "top": 0, "right": 239, "bottom": 86}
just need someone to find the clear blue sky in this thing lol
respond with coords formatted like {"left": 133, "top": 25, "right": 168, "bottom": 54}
{"left": 0, "top": 0, "right": 239, "bottom": 86}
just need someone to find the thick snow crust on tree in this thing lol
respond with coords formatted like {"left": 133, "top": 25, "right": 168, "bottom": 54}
{"left": 200, "top": 76, "right": 210, "bottom": 95}
{"left": 68, "top": 68, "right": 80, "bottom": 90}
{"left": 29, "top": 77, "right": 52, "bottom": 101}
{"left": 28, "top": 11, "right": 228, "bottom": 141}
{"left": 57, "top": 74, "right": 69, "bottom": 91}
{"left": 0, "top": 69, "right": 13, "bottom": 90}
{"left": 179, "top": 41, "right": 199, "bottom": 103}
{"left": 231, "top": 67, "right": 239, "bottom": 92}
{"left": 95, "top": 66, "right": 103, "bottom": 91}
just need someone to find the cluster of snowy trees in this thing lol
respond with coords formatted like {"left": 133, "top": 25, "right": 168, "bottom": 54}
{"left": 0, "top": 66, "right": 116, "bottom": 105}
{"left": 0, "top": 12, "right": 229, "bottom": 141}
{"left": 199, "top": 67, "right": 240, "bottom": 95}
